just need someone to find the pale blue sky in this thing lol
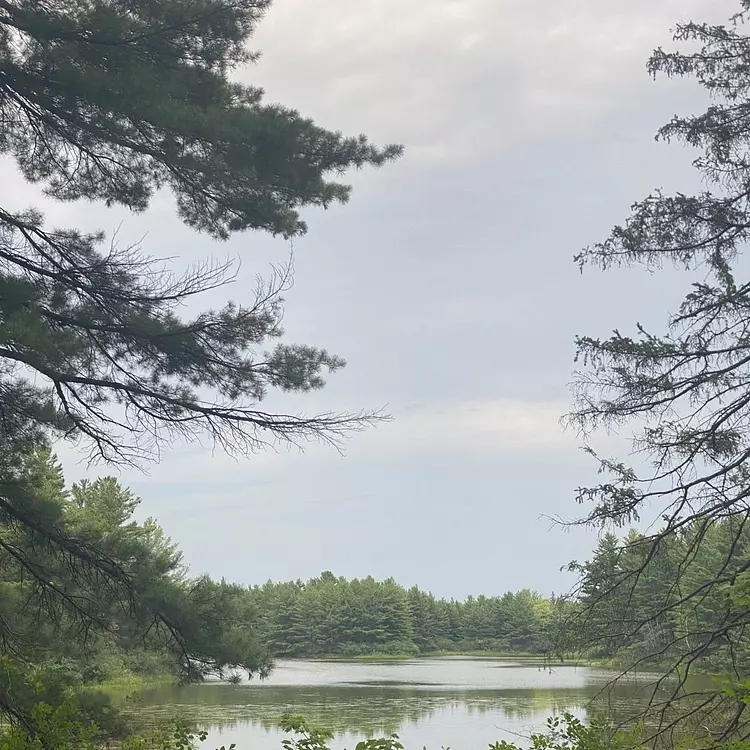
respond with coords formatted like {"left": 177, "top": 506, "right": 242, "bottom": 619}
{"left": 8, "top": 0, "right": 736, "bottom": 599}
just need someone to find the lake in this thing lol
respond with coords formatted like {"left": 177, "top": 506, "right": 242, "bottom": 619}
{"left": 121, "top": 657, "right": 660, "bottom": 750}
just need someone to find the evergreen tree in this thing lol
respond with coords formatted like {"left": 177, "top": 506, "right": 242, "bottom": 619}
{"left": 408, "top": 586, "right": 439, "bottom": 653}
{"left": 570, "top": 534, "right": 628, "bottom": 657}
{"left": 0, "top": 0, "right": 401, "bottom": 466}
{"left": 0, "top": 0, "right": 399, "bottom": 728}
{"left": 247, "top": 572, "right": 555, "bottom": 659}
{"left": 569, "top": 0, "right": 750, "bottom": 736}
{"left": 0, "top": 453, "right": 271, "bottom": 729}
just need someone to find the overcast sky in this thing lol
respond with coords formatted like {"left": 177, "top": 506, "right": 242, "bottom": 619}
{"left": 9, "top": 0, "right": 739, "bottom": 599}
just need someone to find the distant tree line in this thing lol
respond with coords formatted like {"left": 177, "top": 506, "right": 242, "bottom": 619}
{"left": 246, "top": 572, "right": 571, "bottom": 657}
{"left": 19, "top": 447, "right": 750, "bottom": 678}
{"left": 2, "top": 447, "right": 570, "bottom": 714}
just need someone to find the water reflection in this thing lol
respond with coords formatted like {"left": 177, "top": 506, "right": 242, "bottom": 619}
{"left": 115, "top": 659, "right": 661, "bottom": 749}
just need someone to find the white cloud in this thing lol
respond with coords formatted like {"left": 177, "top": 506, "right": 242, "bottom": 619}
{"left": 247, "top": 0, "right": 732, "bottom": 162}
{"left": 19, "top": 0, "right": 724, "bottom": 500}
{"left": 360, "top": 398, "right": 572, "bottom": 455}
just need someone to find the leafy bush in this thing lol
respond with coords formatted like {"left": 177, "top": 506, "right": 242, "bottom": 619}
{"left": 279, "top": 715, "right": 404, "bottom": 750}
{"left": 0, "top": 699, "right": 213, "bottom": 750}
{"left": 491, "top": 714, "right": 644, "bottom": 750}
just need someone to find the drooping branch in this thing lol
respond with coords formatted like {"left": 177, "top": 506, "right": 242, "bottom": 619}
{"left": 0, "top": 209, "right": 386, "bottom": 464}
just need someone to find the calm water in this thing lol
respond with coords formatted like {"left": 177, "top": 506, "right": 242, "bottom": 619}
{"left": 120, "top": 658, "right": 660, "bottom": 750}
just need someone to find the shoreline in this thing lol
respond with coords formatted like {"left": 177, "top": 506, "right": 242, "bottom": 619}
{"left": 89, "top": 674, "right": 176, "bottom": 693}
{"left": 278, "top": 650, "right": 569, "bottom": 663}
{"left": 96, "top": 652, "right": 628, "bottom": 694}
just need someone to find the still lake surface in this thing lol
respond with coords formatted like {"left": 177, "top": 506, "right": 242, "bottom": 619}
{"left": 122, "top": 657, "right": 660, "bottom": 749}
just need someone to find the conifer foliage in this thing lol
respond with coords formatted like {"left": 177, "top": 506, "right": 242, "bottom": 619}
{"left": 0, "top": 0, "right": 400, "bottom": 731}
{"left": 0, "top": 0, "right": 401, "bottom": 464}
{"left": 571, "top": 0, "right": 750, "bottom": 739}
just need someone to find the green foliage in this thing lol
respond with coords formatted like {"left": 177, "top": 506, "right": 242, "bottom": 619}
{"left": 121, "top": 721, "right": 209, "bottom": 750}
{"left": 0, "top": 697, "right": 212, "bottom": 750}
{"left": 0, "top": 699, "right": 102, "bottom": 750}
{"left": 0, "top": 2, "right": 398, "bottom": 728}
{"left": 275, "top": 713, "right": 650, "bottom": 750}
{"left": 279, "top": 715, "right": 404, "bottom": 750}
{"left": 569, "top": 520, "right": 750, "bottom": 670}
{"left": 490, "top": 714, "right": 644, "bottom": 750}
{"left": 247, "top": 572, "right": 568, "bottom": 658}
{"left": 0, "top": 659, "right": 128, "bottom": 740}
{"left": 0, "top": 451, "right": 269, "bottom": 730}
{"left": 0, "top": 1, "right": 401, "bottom": 239}
{"left": 0, "top": 0, "right": 400, "bottom": 466}
{"left": 0, "top": 0, "right": 399, "bottom": 746}
{"left": 280, "top": 715, "right": 335, "bottom": 750}
{"left": 355, "top": 739, "right": 406, "bottom": 750}
{"left": 567, "top": 0, "right": 750, "bottom": 740}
